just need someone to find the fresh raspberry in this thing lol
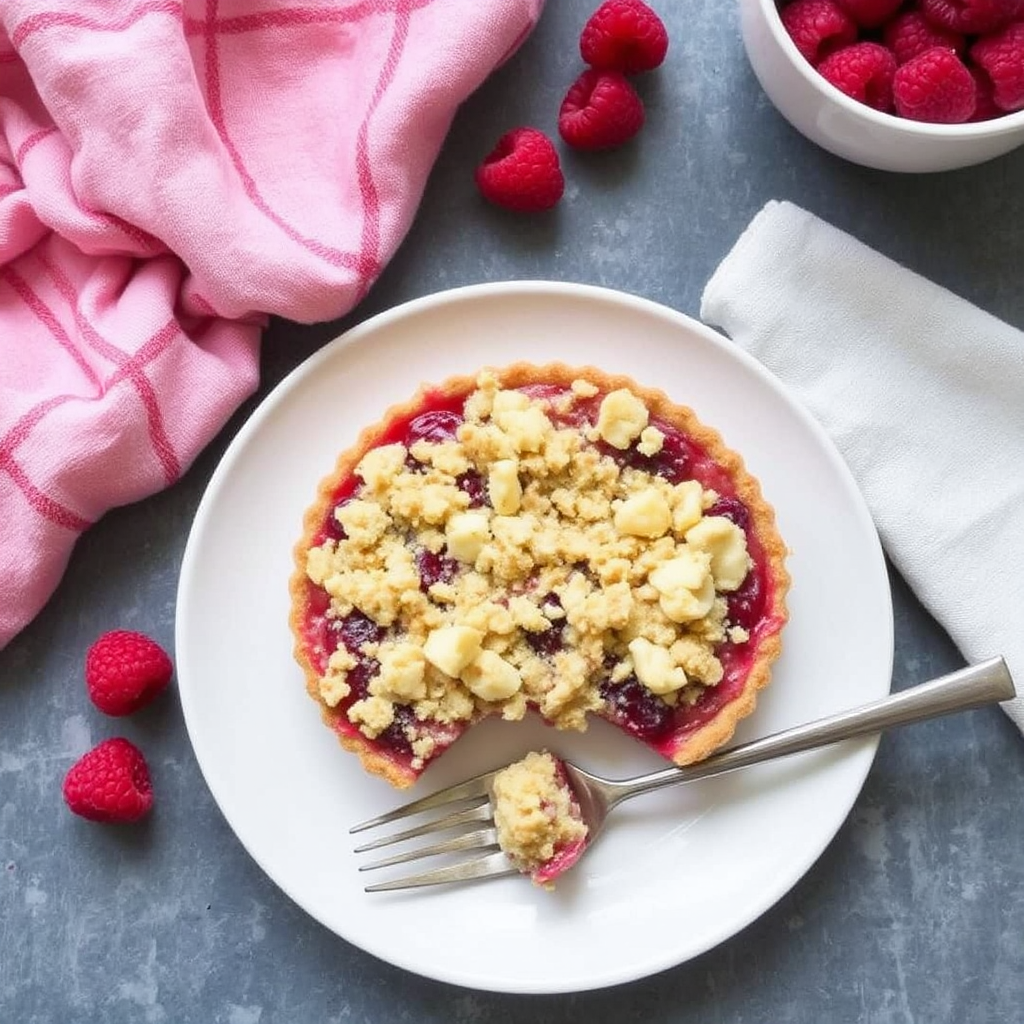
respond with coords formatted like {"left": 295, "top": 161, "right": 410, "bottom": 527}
{"left": 779, "top": 0, "right": 858, "bottom": 66}
{"left": 62, "top": 738, "right": 154, "bottom": 823}
{"left": 579, "top": 0, "right": 669, "bottom": 74}
{"left": 968, "top": 64, "right": 1002, "bottom": 120}
{"left": 85, "top": 629, "right": 173, "bottom": 716}
{"left": 883, "top": 10, "right": 965, "bottom": 65}
{"left": 834, "top": 0, "right": 902, "bottom": 28}
{"left": 893, "top": 47, "right": 976, "bottom": 122}
{"left": 919, "top": 0, "right": 1016, "bottom": 34}
{"left": 558, "top": 69, "right": 645, "bottom": 150}
{"left": 818, "top": 42, "right": 897, "bottom": 111}
{"left": 475, "top": 128, "right": 564, "bottom": 212}
{"left": 971, "top": 21, "right": 1024, "bottom": 112}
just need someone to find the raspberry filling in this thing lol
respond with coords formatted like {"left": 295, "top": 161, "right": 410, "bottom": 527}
{"left": 298, "top": 381, "right": 784, "bottom": 771}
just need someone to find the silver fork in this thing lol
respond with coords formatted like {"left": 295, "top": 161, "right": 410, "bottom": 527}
{"left": 351, "top": 657, "right": 1015, "bottom": 892}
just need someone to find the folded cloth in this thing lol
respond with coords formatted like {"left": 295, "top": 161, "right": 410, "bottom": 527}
{"left": 701, "top": 199, "right": 1024, "bottom": 733}
{"left": 0, "top": 0, "right": 544, "bottom": 649}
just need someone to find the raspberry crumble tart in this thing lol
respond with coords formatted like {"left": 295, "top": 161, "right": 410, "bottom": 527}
{"left": 289, "top": 364, "right": 790, "bottom": 788}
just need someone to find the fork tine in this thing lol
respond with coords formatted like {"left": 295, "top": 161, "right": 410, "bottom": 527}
{"left": 364, "top": 851, "right": 516, "bottom": 893}
{"left": 359, "top": 827, "right": 499, "bottom": 872}
{"left": 352, "top": 800, "right": 492, "bottom": 853}
{"left": 349, "top": 771, "right": 497, "bottom": 834}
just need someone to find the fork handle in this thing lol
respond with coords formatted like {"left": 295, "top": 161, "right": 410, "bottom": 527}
{"left": 608, "top": 657, "right": 1015, "bottom": 805}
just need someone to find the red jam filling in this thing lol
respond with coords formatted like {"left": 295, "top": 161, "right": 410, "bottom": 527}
{"left": 534, "top": 835, "right": 588, "bottom": 887}
{"left": 300, "top": 382, "right": 782, "bottom": 769}
{"left": 531, "top": 760, "right": 589, "bottom": 886}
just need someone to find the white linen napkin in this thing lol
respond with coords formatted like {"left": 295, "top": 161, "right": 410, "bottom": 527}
{"left": 700, "top": 200, "right": 1024, "bottom": 733}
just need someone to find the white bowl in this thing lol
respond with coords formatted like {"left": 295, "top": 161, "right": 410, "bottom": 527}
{"left": 738, "top": 0, "right": 1024, "bottom": 172}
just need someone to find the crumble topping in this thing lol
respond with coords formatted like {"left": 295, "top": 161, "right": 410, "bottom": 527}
{"left": 304, "top": 370, "right": 754, "bottom": 764}
{"left": 595, "top": 388, "right": 648, "bottom": 449}
{"left": 491, "top": 751, "right": 588, "bottom": 879}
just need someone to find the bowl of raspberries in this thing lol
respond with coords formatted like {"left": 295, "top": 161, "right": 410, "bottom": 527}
{"left": 739, "top": 0, "right": 1024, "bottom": 171}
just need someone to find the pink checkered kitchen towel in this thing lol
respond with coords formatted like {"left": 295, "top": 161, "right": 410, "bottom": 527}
{"left": 0, "top": 0, "right": 544, "bottom": 649}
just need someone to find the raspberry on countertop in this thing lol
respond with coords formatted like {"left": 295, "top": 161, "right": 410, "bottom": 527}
{"left": 85, "top": 629, "right": 173, "bottom": 716}
{"left": 579, "top": 0, "right": 669, "bottom": 74}
{"left": 475, "top": 128, "right": 565, "bottom": 212}
{"left": 63, "top": 738, "right": 154, "bottom": 823}
{"left": 558, "top": 69, "right": 646, "bottom": 150}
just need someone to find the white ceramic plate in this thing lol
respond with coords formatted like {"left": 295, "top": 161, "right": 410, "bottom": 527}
{"left": 176, "top": 281, "right": 893, "bottom": 994}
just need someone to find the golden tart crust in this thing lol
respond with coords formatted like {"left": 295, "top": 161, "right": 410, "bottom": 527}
{"left": 289, "top": 362, "right": 790, "bottom": 789}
